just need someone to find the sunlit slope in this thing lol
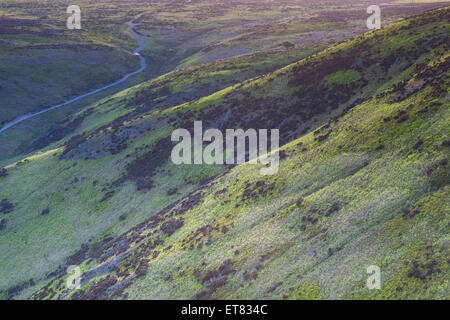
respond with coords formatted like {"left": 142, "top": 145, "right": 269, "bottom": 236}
{"left": 0, "top": 7, "right": 448, "bottom": 299}
{"left": 33, "top": 33, "right": 449, "bottom": 299}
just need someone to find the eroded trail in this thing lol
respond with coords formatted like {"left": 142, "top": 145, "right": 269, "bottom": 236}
{"left": 0, "top": 14, "right": 147, "bottom": 134}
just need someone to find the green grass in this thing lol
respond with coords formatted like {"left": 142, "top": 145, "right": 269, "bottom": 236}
{"left": 0, "top": 3, "right": 448, "bottom": 300}
{"left": 325, "top": 70, "right": 361, "bottom": 85}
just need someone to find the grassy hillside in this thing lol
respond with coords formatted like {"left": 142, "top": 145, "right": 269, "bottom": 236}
{"left": 0, "top": 5, "right": 448, "bottom": 300}
{"left": 2, "top": 0, "right": 448, "bottom": 162}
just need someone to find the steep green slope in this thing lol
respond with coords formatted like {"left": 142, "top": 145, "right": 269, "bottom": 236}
{"left": 17, "top": 43, "right": 325, "bottom": 164}
{"left": 34, "top": 45, "right": 449, "bottom": 299}
{"left": 39, "top": 49, "right": 450, "bottom": 300}
{"left": 0, "top": 7, "right": 448, "bottom": 299}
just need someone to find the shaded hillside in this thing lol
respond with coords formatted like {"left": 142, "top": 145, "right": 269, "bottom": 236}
{"left": 0, "top": 6, "right": 448, "bottom": 299}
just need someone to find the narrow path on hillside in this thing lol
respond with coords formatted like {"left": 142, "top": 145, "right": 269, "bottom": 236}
{"left": 0, "top": 13, "right": 148, "bottom": 135}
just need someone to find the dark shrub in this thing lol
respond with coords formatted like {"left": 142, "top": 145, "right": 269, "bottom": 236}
{"left": 407, "top": 268, "right": 425, "bottom": 280}
{"left": 99, "top": 191, "right": 115, "bottom": 202}
{"left": 316, "top": 130, "right": 332, "bottom": 142}
{"left": 325, "top": 202, "right": 340, "bottom": 217}
{"left": 0, "top": 199, "right": 14, "bottom": 214}
{"left": 194, "top": 289, "right": 212, "bottom": 300}
{"left": 60, "top": 134, "right": 87, "bottom": 158}
{"left": 267, "top": 281, "right": 282, "bottom": 293}
{"left": 209, "top": 277, "right": 227, "bottom": 291}
{"left": 135, "top": 261, "right": 149, "bottom": 278}
{"left": 167, "top": 188, "right": 177, "bottom": 196}
{"left": 397, "top": 115, "right": 409, "bottom": 123}
{"left": 160, "top": 218, "right": 184, "bottom": 236}
{"left": 0, "top": 218, "right": 6, "bottom": 230}
{"left": 218, "top": 259, "right": 234, "bottom": 276}
{"left": 203, "top": 270, "right": 220, "bottom": 284}
{"left": 413, "top": 139, "right": 423, "bottom": 150}
{"left": 328, "top": 248, "right": 334, "bottom": 256}
{"left": 163, "top": 274, "right": 173, "bottom": 281}
{"left": 417, "top": 107, "right": 428, "bottom": 114}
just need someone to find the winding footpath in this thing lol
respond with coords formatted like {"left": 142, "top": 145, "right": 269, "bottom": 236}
{"left": 0, "top": 14, "right": 147, "bottom": 134}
